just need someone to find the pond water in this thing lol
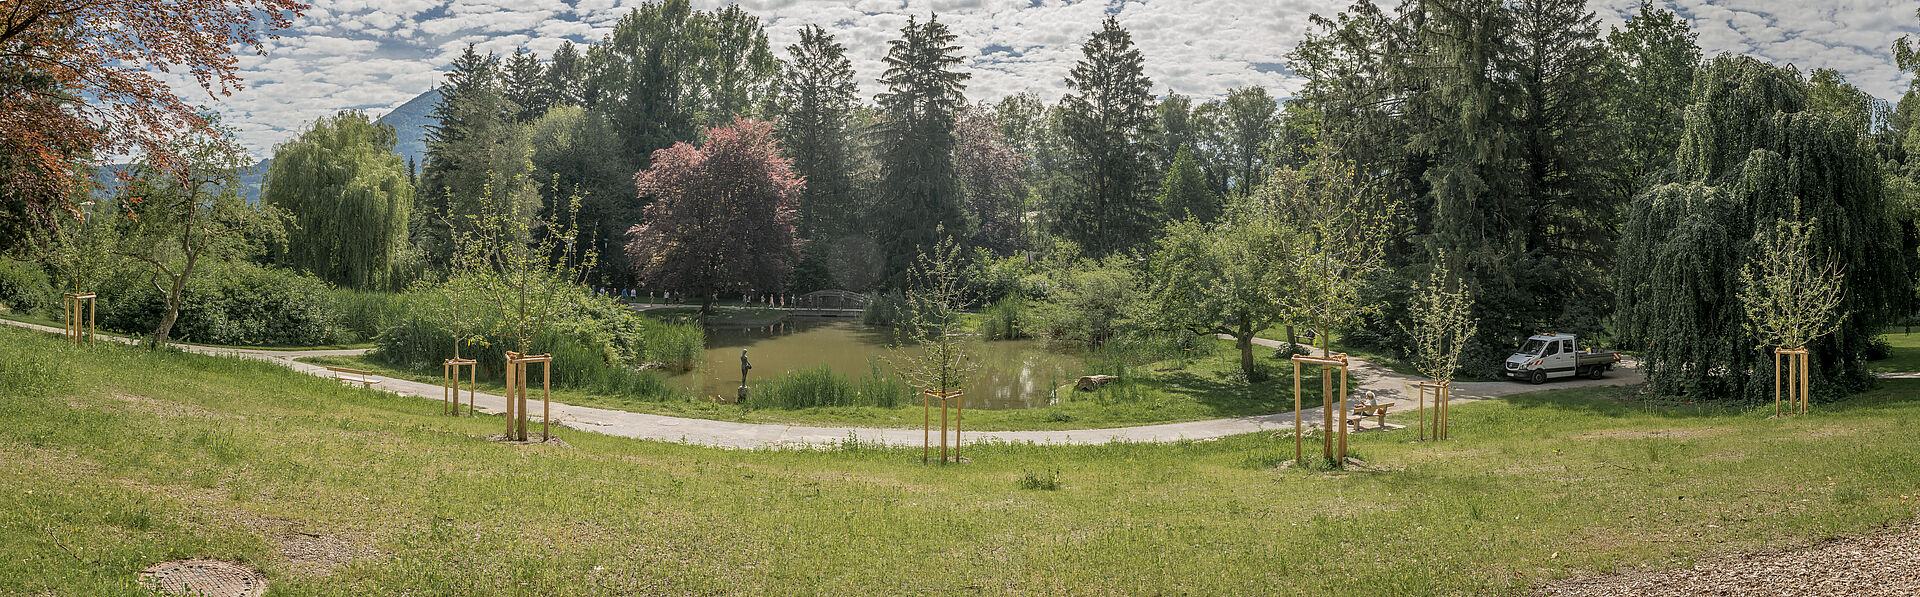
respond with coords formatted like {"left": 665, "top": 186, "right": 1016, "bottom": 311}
{"left": 663, "top": 317, "right": 1086, "bottom": 410}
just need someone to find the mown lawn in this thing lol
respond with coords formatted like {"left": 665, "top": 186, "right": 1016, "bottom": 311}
{"left": 4, "top": 324, "right": 1917, "bottom": 596}
{"left": 301, "top": 339, "right": 1343, "bottom": 432}
{"left": 1872, "top": 329, "right": 1920, "bottom": 372}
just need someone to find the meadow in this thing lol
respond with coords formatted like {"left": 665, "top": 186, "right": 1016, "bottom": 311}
{"left": 5, "top": 324, "right": 1918, "bottom": 595}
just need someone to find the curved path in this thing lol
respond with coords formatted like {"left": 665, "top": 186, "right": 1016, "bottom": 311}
{"left": 6, "top": 318, "right": 1650, "bottom": 448}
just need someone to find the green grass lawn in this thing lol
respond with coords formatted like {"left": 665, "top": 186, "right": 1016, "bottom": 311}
{"left": 300, "top": 339, "right": 1349, "bottom": 432}
{"left": 4, "top": 324, "right": 1917, "bottom": 595}
{"left": 1872, "top": 329, "right": 1920, "bottom": 372}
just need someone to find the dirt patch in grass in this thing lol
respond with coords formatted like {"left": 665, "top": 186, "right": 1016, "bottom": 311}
{"left": 1536, "top": 519, "right": 1920, "bottom": 596}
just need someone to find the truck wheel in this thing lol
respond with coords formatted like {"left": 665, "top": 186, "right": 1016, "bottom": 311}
{"left": 1529, "top": 370, "right": 1546, "bottom": 385}
{"left": 1588, "top": 366, "right": 1606, "bottom": 380}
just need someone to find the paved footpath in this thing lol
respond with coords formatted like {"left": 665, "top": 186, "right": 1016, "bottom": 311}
{"left": 3, "top": 318, "right": 1659, "bottom": 449}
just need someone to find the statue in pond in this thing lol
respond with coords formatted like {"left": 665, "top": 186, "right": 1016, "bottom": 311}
{"left": 737, "top": 349, "right": 752, "bottom": 402}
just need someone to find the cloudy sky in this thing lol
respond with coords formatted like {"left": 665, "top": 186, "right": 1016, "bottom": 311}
{"left": 205, "top": 0, "right": 1920, "bottom": 159}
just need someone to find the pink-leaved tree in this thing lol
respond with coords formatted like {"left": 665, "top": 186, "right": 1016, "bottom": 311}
{"left": 626, "top": 118, "right": 803, "bottom": 315}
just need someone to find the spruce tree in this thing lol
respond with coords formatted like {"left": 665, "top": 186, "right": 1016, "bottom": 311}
{"left": 1616, "top": 56, "right": 1905, "bottom": 400}
{"left": 1156, "top": 146, "right": 1217, "bottom": 223}
{"left": 873, "top": 14, "right": 969, "bottom": 284}
{"left": 502, "top": 48, "right": 547, "bottom": 122}
{"left": 544, "top": 41, "right": 584, "bottom": 107}
{"left": 419, "top": 45, "right": 510, "bottom": 268}
{"left": 1053, "top": 15, "right": 1157, "bottom": 257}
{"left": 1220, "top": 86, "right": 1278, "bottom": 196}
{"left": 778, "top": 24, "right": 859, "bottom": 240}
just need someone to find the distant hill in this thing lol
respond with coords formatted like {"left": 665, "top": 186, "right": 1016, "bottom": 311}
{"left": 377, "top": 87, "right": 438, "bottom": 171}
{"left": 92, "top": 159, "right": 272, "bottom": 204}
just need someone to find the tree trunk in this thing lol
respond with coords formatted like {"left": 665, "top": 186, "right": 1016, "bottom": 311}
{"left": 1237, "top": 319, "right": 1255, "bottom": 378}
{"left": 701, "top": 291, "right": 715, "bottom": 317}
{"left": 149, "top": 272, "right": 187, "bottom": 348}
{"left": 1286, "top": 325, "right": 1298, "bottom": 352}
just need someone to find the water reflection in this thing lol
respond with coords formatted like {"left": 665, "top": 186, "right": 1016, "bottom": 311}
{"left": 664, "top": 317, "right": 1084, "bottom": 410}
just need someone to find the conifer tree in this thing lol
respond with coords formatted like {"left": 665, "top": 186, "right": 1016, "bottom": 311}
{"left": 502, "top": 48, "right": 548, "bottom": 122}
{"left": 1156, "top": 146, "right": 1217, "bottom": 223}
{"left": 1053, "top": 15, "right": 1157, "bottom": 257}
{"left": 545, "top": 41, "right": 585, "bottom": 108}
{"left": 778, "top": 24, "right": 859, "bottom": 240}
{"left": 419, "top": 45, "right": 509, "bottom": 268}
{"left": 873, "top": 14, "right": 969, "bottom": 284}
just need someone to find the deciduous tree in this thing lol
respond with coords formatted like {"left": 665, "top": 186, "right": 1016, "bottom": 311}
{"left": 625, "top": 119, "right": 801, "bottom": 314}
{"left": 263, "top": 111, "right": 412, "bottom": 290}
{"left": 0, "top": 0, "right": 304, "bottom": 253}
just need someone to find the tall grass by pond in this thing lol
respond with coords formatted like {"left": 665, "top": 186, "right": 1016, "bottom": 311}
{"left": 744, "top": 362, "right": 911, "bottom": 409}
{"left": 979, "top": 295, "right": 1028, "bottom": 340}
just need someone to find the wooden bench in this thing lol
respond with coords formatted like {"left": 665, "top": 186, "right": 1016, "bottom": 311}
{"left": 1345, "top": 401, "right": 1396, "bottom": 430}
{"left": 324, "top": 366, "right": 379, "bottom": 388}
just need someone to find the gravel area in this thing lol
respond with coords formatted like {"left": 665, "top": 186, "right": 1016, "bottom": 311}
{"left": 1536, "top": 520, "right": 1920, "bottom": 597}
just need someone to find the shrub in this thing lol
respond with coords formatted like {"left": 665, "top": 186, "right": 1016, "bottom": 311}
{"left": 328, "top": 288, "right": 408, "bottom": 343}
{"left": 0, "top": 258, "right": 54, "bottom": 317}
{"left": 370, "top": 279, "right": 684, "bottom": 403}
{"left": 859, "top": 290, "right": 913, "bottom": 327}
{"left": 1032, "top": 258, "right": 1137, "bottom": 347}
{"left": 979, "top": 295, "right": 1028, "bottom": 341}
{"left": 98, "top": 262, "right": 347, "bottom": 346}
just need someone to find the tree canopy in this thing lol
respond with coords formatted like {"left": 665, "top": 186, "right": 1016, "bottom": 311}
{"left": 263, "top": 111, "right": 413, "bottom": 290}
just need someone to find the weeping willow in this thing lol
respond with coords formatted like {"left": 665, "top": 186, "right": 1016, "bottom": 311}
{"left": 1616, "top": 55, "right": 1905, "bottom": 401}
{"left": 263, "top": 111, "right": 414, "bottom": 290}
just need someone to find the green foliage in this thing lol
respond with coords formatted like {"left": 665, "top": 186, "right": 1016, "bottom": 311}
{"left": 98, "top": 262, "right": 346, "bottom": 347}
{"left": 1031, "top": 256, "right": 1138, "bottom": 348}
{"left": 0, "top": 258, "right": 53, "bottom": 316}
{"left": 1737, "top": 219, "right": 1847, "bottom": 350}
{"left": 874, "top": 14, "right": 971, "bottom": 284}
{"left": 263, "top": 110, "right": 413, "bottom": 290}
{"left": 979, "top": 295, "right": 1029, "bottom": 341}
{"left": 326, "top": 287, "right": 411, "bottom": 344}
{"left": 1051, "top": 16, "right": 1159, "bottom": 257}
{"left": 1155, "top": 146, "right": 1218, "bottom": 223}
{"left": 1137, "top": 211, "right": 1295, "bottom": 377}
{"left": 1617, "top": 56, "right": 1905, "bottom": 400}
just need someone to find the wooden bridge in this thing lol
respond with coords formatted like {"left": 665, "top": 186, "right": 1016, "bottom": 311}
{"left": 781, "top": 290, "right": 868, "bottom": 317}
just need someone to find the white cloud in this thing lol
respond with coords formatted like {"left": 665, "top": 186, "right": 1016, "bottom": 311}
{"left": 190, "top": 0, "right": 1919, "bottom": 159}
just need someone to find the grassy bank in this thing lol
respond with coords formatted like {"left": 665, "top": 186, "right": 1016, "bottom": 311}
{"left": 3, "top": 324, "right": 1918, "bottom": 595}
{"left": 639, "top": 306, "right": 789, "bottom": 327}
{"left": 301, "top": 338, "right": 1343, "bottom": 431}
{"left": 1872, "top": 329, "right": 1920, "bottom": 372}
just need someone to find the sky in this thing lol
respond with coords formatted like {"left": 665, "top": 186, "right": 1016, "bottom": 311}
{"left": 201, "top": 0, "right": 1920, "bottom": 159}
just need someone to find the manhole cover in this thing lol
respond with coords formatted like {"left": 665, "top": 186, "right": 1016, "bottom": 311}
{"left": 138, "top": 559, "right": 267, "bottom": 597}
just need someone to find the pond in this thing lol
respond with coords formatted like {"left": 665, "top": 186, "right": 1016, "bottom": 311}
{"left": 664, "top": 317, "right": 1086, "bottom": 410}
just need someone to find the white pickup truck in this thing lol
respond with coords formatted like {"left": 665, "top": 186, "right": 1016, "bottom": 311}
{"left": 1503, "top": 333, "right": 1621, "bottom": 384}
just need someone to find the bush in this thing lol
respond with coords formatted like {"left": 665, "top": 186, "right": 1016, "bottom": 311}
{"left": 0, "top": 258, "right": 54, "bottom": 317}
{"left": 1032, "top": 258, "right": 1137, "bottom": 347}
{"left": 98, "top": 262, "right": 347, "bottom": 346}
{"left": 979, "top": 295, "right": 1028, "bottom": 341}
{"left": 370, "top": 279, "right": 684, "bottom": 403}
{"left": 859, "top": 290, "right": 913, "bottom": 327}
{"left": 328, "top": 288, "right": 408, "bottom": 343}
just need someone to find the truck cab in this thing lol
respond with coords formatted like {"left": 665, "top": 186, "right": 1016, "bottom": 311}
{"left": 1504, "top": 333, "right": 1620, "bottom": 384}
